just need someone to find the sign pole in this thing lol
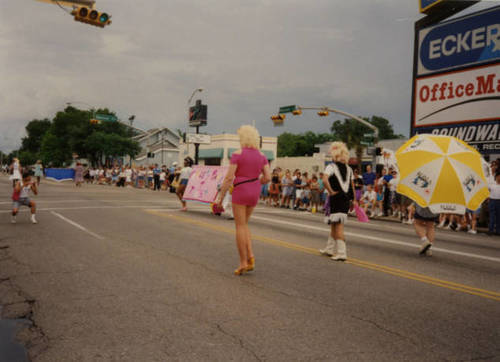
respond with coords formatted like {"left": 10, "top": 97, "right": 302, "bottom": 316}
{"left": 195, "top": 125, "right": 200, "bottom": 165}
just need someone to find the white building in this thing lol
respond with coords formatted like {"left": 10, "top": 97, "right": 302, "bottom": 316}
{"left": 180, "top": 133, "right": 277, "bottom": 167}
{"left": 131, "top": 128, "right": 181, "bottom": 167}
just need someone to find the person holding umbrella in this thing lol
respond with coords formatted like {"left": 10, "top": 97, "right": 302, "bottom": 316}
{"left": 395, "top": 134, "right": 490, "bottom": 256}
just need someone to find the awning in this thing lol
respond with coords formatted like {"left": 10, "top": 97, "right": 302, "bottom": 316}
{"left": 198, "top": 148, "right": 223, "bottom": 159}
{"left": 262, "top": 150, "right": 275, "bottom": 161}
{"left": 227, "top": 148, "right": 275, "bottom": 161}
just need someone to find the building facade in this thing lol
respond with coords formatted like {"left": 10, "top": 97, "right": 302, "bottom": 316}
{"left": 180, "top": 133, "right": 277, "bottom": 167}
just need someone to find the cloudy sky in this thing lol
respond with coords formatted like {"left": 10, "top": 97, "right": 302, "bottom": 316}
{"left": 0, "top": 0, "right": 495, "bottom": 152}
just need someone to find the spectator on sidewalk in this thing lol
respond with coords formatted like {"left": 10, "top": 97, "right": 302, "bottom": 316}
{"left": 362, "top": 164, "right": 376, "bottom": 189}
{"left": 488, "top": 172, "right": 500, "bottom": 235}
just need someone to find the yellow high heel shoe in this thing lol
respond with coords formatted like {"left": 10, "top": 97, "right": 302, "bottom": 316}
{"left": 247, "top": 257, "right": 255, "bottom": 271}
{"left": 234, "top": 266, "right": 249, "bottom": 276}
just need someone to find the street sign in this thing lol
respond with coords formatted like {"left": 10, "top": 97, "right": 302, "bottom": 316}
{"left": 187, "top": 133, "right": 211, "bottom": 144}
{"left": 279, "top": 105, "right": 296, "bottom": 114}
{"left": 360, "top": 141, "right": 373, "bottom": 146}
{"left": 363, "top": 133, "right": 374, "bottom": 138}
{"left": 95, "top": 114, "right": 117, "bottom": 122}
{"left": 366, "top": 146, "right": 376, "bottom": 155}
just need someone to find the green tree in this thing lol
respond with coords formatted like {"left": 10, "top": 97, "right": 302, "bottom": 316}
{"left": 20, "top": 119, "right": 52, "bottom": 154}
{"left": 330, "top": 115, "right": 403, "bottom": 170}
{"left": 278, "top": 132, "right": 337, "bottom": 157}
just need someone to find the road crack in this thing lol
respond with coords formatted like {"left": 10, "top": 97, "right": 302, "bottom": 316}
{"left": 215, "top": 323, "right": 262, "bottom": 361}
{"left": 350, "top": 315, "right": 417, "bottom": 346}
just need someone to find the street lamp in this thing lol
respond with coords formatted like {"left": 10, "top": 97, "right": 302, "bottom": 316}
{"left": 187, "top": 88, "right": 203, "bottom": 106}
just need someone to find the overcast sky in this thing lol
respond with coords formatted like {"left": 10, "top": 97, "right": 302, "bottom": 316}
{"left": 0, "top": 0, "right": 495, "bottom": 152}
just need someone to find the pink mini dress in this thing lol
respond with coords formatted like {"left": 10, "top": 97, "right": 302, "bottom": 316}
{"left": 231, "top": 148, "right": 268, "bottom": 206}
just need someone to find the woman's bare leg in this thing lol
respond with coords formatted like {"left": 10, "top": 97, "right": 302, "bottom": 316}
{"left": 233, "top": 204, "right": 249, "bottom": 269}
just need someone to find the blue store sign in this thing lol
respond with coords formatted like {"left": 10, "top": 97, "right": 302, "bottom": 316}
{"left": 418, "top": 5, "right": 500, "bottom": 75}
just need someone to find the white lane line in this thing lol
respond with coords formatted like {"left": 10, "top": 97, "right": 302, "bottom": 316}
{"left": 51, "top": 211, "right": 105, "bottom": 240}
{"left": 250, "top": 215, "right": 500, "bottom": 263}
{"left": 252, "top": 208, "right": 481, "bottom": 243}
{"left": 0, "top": 205, "right": 168, "bottom": 214}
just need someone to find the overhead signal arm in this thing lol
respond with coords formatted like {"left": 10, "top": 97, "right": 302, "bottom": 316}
{"left": 35, "top": 0, "right": 95, "bottom": 9}
{"left": 35, "top": 0, "right": 112, "bottom": 28}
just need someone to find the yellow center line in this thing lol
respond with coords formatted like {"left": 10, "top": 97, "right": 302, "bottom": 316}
{"left": 145, "top": 209, "right": 500, "bottom": 302}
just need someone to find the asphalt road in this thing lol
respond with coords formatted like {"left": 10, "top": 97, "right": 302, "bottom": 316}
{"left": 1, "top": 174, "right": 499, "bottom": 361}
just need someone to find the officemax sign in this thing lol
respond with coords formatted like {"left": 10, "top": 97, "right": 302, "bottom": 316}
{"left": 418, "top": 6, "right": 500, "bottom": 76}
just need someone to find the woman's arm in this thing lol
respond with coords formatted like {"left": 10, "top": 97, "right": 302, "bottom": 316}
{"left": 217, "top": 164, "right": 237, "bottom": 204}
{"left": 261, "top": 164, "right": 271, "bottom": 185}
{"left": 322, "top": 173, "right": 336, "bottom": 196}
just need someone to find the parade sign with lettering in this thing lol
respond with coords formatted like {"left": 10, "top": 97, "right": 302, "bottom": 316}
{"left": 418, "top": 6, "right": 500, "bottom": 76}
{"left": 183, "top": 165, "right": 229, "bottom": 203}
{"left": 412, "top": 5, "right": 500, "bottom": 154}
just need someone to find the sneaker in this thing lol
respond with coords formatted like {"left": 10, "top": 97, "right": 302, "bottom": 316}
{"left": 437, "top": 222, "right": 445, "bottom": 228}
{"left": 419, "top": 240, "right": 432, "bottom": 255}
{"left": 11, "top": 216, "right": 16, "bottom": 224}
{"left": 467, "top": 229, "right": 477, "bottom": 234}
{"left": 425, "top": 248, "right": 433, "bottom": 257}
{"left": 444, "top": 224, "right": 452, "bottom": 230}
{"left": 31, "top": 215, "right": 37, "bottom": 224}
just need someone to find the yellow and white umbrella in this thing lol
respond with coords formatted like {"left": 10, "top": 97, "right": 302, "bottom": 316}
{"left": 395, "top": 134, "right": 489, "bottom": 215}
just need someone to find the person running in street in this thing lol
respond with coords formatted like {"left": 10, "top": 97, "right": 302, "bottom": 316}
{"left": 319, "top": 142, "right": 355, "bottom": 261}
{"left": 216, "top": 125, "right": 271, "bottom": 275}
{"left": 12, "top": 172, "right": 38, "bottom": 224}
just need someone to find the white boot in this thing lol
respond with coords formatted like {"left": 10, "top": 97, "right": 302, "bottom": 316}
{"left": 331, "top": 239, "right": 347, "bottom": 261}
{"left": 31, "top": 214, "right": 37, "bottom": 224}
{"left": 319, "top": 236, "right": 336, "bottom": 256}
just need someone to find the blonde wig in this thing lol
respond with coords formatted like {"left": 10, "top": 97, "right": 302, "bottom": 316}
{"left": 329, "top": 142, "right": 349, "bottom": 164}
{"left": 238, "top": 125, "right": 260, "bottom": 149}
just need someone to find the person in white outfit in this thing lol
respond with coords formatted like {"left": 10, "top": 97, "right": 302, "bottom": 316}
{"left": 9, "top": 158, "right": 22, "bottom": 187}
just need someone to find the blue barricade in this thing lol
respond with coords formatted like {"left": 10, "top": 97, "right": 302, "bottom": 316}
{"left": 45, "top": 168, "right": 75, "bottom": 181}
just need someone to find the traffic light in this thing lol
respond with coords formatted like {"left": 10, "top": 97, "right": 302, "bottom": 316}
{"left": 292, "top": 109, "right": 302, "bottom": 116}
{"left": 71, "top": 6, "right": 112, "bottom": 28}
{"left": 270, "top": 114, "right": 285, "bottom": 126}
{"left": 317, "top": 110, "right": 329, "bottom": 117}
{"left": 90, "top": 119, "right": 100, "bottom": 124}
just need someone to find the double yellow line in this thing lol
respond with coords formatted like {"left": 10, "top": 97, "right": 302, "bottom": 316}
{"left": 146, "top": 210, "right": 500, "bottom": 302}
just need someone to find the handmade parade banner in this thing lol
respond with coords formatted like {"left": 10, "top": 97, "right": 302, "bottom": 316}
{"left": 183, "top": 165, "right": 229, "bottom": 203}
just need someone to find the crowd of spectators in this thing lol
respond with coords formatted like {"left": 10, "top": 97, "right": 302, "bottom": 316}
{"left": 259, "top": 161, "right": 500, "bottom": 236}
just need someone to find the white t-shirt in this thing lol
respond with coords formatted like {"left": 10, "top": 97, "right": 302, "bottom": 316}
{"left": 388, "top": 177, "right": 399, "bottom": 192}
{"left": 160, "top": 172, "right": 166, "bottom": 181}
{"left": 362, "top": 190, "right": 376, "bottom": 203}
{"left": 179, "top": 167, "right": 192, "bottom": 180}
{"left": 19, "top": 182, "right": 32, "bottom": 198}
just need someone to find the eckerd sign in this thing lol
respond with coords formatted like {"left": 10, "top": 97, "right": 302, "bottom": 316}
{"left": 418, "top": 6, "right": 500, "bottom": 76}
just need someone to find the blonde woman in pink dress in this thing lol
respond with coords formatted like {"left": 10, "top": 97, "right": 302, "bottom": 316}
{"left": 217, "top": 125, "right": 271, "bottom": 275}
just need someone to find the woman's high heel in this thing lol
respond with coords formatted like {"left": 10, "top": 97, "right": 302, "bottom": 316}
{"left": 247, "top": 257, "right": 255, "bottom": 271}
{"left": 234, "top": 266, "right": 249, "bottom": 276}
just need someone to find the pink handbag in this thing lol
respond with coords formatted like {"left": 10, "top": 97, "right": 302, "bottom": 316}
{"left": 354, "top": 204, "right": 369, "bottom": 223}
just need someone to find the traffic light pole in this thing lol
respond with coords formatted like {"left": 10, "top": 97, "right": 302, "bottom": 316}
{"left": 298, "top": 106, "right": 379, "bottom": 170}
